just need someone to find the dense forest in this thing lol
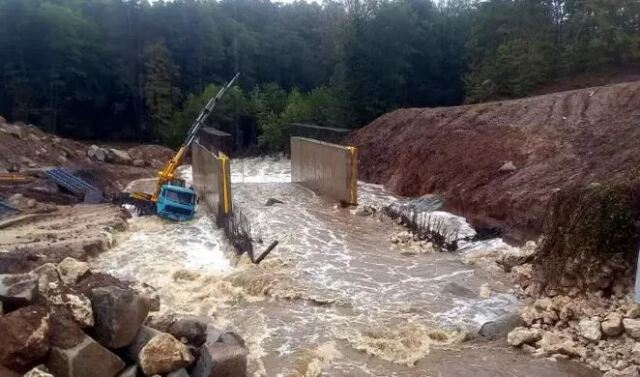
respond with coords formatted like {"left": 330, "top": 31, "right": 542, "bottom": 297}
{"left": 0, "top": 0, "right": 639, "bottom": 150}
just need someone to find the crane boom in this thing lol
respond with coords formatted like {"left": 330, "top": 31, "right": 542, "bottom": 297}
{"left": 130, "top": 73, "right": 240, "bottom": 204}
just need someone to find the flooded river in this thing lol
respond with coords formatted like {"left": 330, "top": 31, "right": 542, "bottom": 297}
{"left": 91, "top": 157, "right": 598, "bottom": 377}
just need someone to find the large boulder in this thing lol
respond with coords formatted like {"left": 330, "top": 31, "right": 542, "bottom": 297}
{"left": 624, "top": 318, "right": 640, "bottom": 339}
{"left": 578, "top": 318, "right": 602, "bottom": 342}
{"left": 168, "top": 316, "right": 209, "bottom": 347}
{"left": 57, "top": 258, "right": 90, "bottom": 286}
{"left": 507, "top": 327, "right": 541, "bottom": 347}
{"left": 497, "top": 242, "right": 536, "bottom": 272}
{"left": 32, "top": 264, "right": 62, "bottom": 295}
{"left": 0, "top": 305, "right": 51, "bottom": 370}
{"left": 191, "top": 332, "right": 248, "bottom": 377}
{"left": 0, "top": 273, "right": 38, "bottom": 305}
{"left": 47, "top": 333, "right": 125, "bottom": 377}
{"left": 601, "top": 312, "right": 624, "bottom": 337}
{"left": 138, "top": 333, "right": 194, "bottom": 376}
{"left": 95, "top": 148, "right": 107, "bottom": 162}
{"left": 127, "top": 326, "right": 162, "bottom": 362}
{"left": 106, "top": 149, "right": 132, "bottom": 165}
{"left": 50, "top": 293, "right": 94, "bottom": 328}
{"left": 89, "top": 286, "right": 150, "bottom": 348}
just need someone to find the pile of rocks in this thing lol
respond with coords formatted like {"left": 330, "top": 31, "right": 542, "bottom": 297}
{"left": 507, "top": 268, "right": 640, "bottom": 376}
{"left": 389, "top": 231, "right": 436, "bottom": 254}
{"left": 87, "top": 145, "right": 147, "bottom": 168}
{"left": 0, "top": 258, "right": 248, "bottom": 377}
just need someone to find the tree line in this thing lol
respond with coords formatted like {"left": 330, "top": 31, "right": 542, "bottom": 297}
{"left": 0, "top": 0, "right": 638, "bottom": 150}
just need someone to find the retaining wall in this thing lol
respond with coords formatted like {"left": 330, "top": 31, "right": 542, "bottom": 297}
{"left": 291, "top": 136, "right": 358, "bottom": 205}
{"left": 291, "top": 123, "right": 351, "bottom": 145}
{"left": 192, "top": 142, "right": 232, "bottom": 217}
{"left": 197, "top": 127, "right": 232, "bottom": 157}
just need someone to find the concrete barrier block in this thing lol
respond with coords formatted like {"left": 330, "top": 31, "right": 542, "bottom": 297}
{"left": 47, "top": 335, "right": 125, "bottom": 377}
{"left": 89, "top": 286, "right": 150, "bottom": 348}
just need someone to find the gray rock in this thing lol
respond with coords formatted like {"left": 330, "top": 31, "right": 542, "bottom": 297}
{"left": 95, "top": 148, "right": 107, "bottom": 162}
{"left": 57, "top": 294, "right": 94, "bottom": 328}
{"left": 87, "top": 145, "right": 99, "bottom": 158}
{"left": 57, "top": 258, "right": 90, "bottom": 286}
{"left": 479, "top": 313, "right": 524, "bottom": 340}
{"left": 499, "top": 161, "right": 517, "bottom": 172}
{"left": 632, "top": 343, "right": 640, "bottom": 365}
{"left": 133, "top": 283, "right": 160, "bottom": 312}
{"left": 0, "top": 273, "right": 37, "bottom": 305}
{"left": 624, "top": 318, "right": 640, "bottom": 339}
{"left": 107, "top": 149, "right": 132, "bottom": 165}
{"left": 47, "top": 334, "right": 125, "bottom": 377}
{"left": 139, "top": 333, "right": 193, "bottom": 376}
{"left": 578, "top": 318, "right": 602, "bottom": 342}
{"left": 507, "top": 327, "right": 541, "bottom": 347}
{"left": 33, "top": 263, "right": 61, "bottom": 294}
{"left": 133, "top": 159, "right": 146, "bottom": 168}
{"left": 168, "top": 317, "right": 209, "bottom": 347}
{"left": 204, "top": 324, "right": 224, "bottom": 344}
{"left": 627, "top": 305, "right": 640, "bottom": 319}
{"left": 604, "top": 366, "right": 640, "bottom": 377}
{"left": 601, "top": 312, "right": 623, "bottom": 337}
{"left": 1, "top": 124, "right": 25, "bottom": 139}
{"left": 497, "top": 247, "right": 535, "bottom": 272}
{"left": 90, "top": 286, "right": 150, "bottom": 348}
{"left": 191, "top": 332, "right": 248, "bottom": 377}
{"left": 535, "top": 332, "right": 583, "bottom": 357}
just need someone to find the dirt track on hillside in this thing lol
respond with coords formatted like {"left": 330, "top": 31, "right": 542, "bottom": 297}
{"left": 351, "top": 81, "right": 640, "bottom": 242}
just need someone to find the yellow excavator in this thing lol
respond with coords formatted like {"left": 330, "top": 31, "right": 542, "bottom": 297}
{"left": 129, "top": 73, "right": 239, "bottom": 221}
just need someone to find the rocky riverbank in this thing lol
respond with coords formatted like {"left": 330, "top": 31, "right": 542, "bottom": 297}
{"left": 0, "top": 118, "right": 249, "bottom": 376}
{"left": 0, "top": 257, "right": 248, "bottom": 376}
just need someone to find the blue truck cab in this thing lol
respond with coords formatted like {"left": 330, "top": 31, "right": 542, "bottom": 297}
{"left": 156, "top": 184, "right": 196, "bottom": 221}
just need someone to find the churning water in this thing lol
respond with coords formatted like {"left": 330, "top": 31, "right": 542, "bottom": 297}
{"left": 91, "top": 157, "right": 595, "bottom": 377}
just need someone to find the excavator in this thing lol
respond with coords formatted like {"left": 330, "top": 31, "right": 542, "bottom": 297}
{"left": 129, "top": 73, "right": 240, "bottom": 221}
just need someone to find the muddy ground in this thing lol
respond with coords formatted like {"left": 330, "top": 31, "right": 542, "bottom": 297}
{"left": 350, "top": 81, "right": 640, "bottom": 243}
{"left": 0, "top": 117, "right": 173, "bottom": 201}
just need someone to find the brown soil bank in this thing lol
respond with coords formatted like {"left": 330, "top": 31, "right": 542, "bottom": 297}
{"left": 351, "top": 81, "right": 640, "bottom": 242}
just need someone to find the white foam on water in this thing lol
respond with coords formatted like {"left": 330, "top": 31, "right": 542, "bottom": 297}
{"left": 93, "top": 156, "right": 527, "bottom": 376}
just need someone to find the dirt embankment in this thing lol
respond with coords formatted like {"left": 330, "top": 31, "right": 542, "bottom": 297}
{"left": 351, "top": 81, "right": 640, "bottom": 242}
{"left": 0, "top": 117, "right": 173, "bottom": 201}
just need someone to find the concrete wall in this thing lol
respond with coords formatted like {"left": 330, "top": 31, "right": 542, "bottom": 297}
{"left": 291, "top": 137, "right": 357, "bottom": 205}
{"left": 192, "top": 142, "right": 232, "bottom": 217}
{"left": 197, "top": 127, "right": 232, "bottom": 157}
{"left": 291, "top": 123, "right": 351, "bottom": 145}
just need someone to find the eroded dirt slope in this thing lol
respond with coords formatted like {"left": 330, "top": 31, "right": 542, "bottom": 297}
{"left": 351, "top": 81, "right": 640, "bottom": 242}
{"left": 0, "top": 118, "right": 174, "bottom": 200}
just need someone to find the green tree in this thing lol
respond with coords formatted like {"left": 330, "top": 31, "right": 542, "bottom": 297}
{"left": 143, "top": 41, "right": 181, "bottom": 144}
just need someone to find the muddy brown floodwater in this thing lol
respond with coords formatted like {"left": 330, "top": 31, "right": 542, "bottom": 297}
{"left": 90, "top": 158, "right": 599, "bottom": 377}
